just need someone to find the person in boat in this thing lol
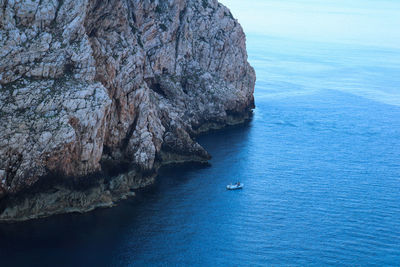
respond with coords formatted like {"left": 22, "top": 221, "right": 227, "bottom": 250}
{"left": 236, "top": 182, "right": 240, "bottom": 186}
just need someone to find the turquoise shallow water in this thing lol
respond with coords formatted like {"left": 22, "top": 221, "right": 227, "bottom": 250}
{"left": 2, "top": 18, "right": 400, "bottom": 267}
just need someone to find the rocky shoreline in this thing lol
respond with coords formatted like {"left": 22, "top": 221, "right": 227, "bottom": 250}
{"left": 0, "top": 112, "right": 252, "bottom": 222}
{"left": 0, "top": 0, "right": 255, "bottom": 221}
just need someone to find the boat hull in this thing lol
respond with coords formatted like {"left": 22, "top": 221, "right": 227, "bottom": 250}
{"left": 226, "top": 184, "right": 243, "bottom": 190}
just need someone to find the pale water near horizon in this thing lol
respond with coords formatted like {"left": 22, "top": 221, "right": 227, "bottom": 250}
{"left": 1, "top": 2, "right": 400, "bottom": 266}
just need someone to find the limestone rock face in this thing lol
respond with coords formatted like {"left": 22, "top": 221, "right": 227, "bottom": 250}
{"left": 0, "top": 0, "right": 255, "bottom": 220}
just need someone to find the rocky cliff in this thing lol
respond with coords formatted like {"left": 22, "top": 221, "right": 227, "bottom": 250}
{"left": 0, "top": 0, "right": 255, "bottom": 221}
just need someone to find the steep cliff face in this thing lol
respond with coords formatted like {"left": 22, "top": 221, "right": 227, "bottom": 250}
{"left": 0, "top": 0, "right": 255, "bottom": 221}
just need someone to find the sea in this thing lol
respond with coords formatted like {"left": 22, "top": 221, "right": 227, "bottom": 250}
{"left": 1, "top": 1, "right": 400, "bottom": 266}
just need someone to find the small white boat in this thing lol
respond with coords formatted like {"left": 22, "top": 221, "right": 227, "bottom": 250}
{"left": 226, "top": 183, "right": 243, "bottom": 190}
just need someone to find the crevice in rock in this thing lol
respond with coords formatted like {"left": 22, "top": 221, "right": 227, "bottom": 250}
{"left": 51, "top": 0, "right": 64, "bottom": 27}
{"left": 121, "top": 113, "right": 139, "bottom": 150}
{"left": 174, "top": 5, "right": 187, "bottom": 72}
{"left": 64, "top": 62, "right": 74, "bottom": 75}
{"left": 148, "top": 80, "right": 167, "bottom": 98}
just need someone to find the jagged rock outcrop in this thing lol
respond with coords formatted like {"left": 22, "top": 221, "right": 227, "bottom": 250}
{"left": 0, "top": 0, "right": 255, "bottom": 221}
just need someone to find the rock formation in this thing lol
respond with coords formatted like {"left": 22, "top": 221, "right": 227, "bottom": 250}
{"left": 0, "top": 0, "right": 255, "bottom": 221}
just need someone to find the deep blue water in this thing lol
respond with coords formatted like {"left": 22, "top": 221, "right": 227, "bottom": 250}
{"left": 1, "top": 34, "right": 400, "bottom": 266}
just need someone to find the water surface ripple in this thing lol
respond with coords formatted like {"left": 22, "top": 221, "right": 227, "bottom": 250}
{"left": 1, "top": 35, "right": 400, "bottom": 266}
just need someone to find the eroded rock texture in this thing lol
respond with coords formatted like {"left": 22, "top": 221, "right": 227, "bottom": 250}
{"left": 0, "top": 0, "right": 255, "bottom": 220}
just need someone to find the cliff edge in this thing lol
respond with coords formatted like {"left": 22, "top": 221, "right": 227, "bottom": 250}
{"left": 0, "top": 0, "right": 255, "bottom": 221}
